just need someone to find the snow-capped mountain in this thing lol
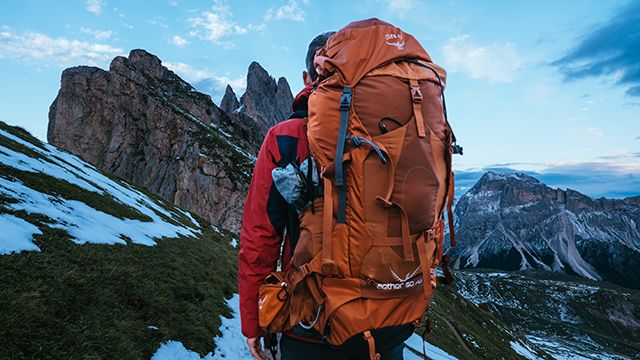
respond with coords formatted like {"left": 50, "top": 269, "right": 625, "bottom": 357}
{"left": 449, "top": 171, "right": 640, "bottom": 288}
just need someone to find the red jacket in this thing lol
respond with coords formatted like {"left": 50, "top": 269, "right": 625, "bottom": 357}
{"left": 238, "top": 85, "right": 312, "bottom": 338}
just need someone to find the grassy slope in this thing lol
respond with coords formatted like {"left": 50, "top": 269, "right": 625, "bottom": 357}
{"left": 0, "top": 122, "right": 238, "bottom": 359}
{"left": 420, "top": 280, "right": 549, "bottom": 360}
{"left": 455, "top": 269, "right": 640, "bottom": 358}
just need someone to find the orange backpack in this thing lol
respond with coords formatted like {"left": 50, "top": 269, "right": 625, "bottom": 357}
{"left": 258, "top": 18, "right": 459, "bottom": 358}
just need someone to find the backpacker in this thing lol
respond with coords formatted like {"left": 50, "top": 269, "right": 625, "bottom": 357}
{"left": 258, "top": 18, "right": 460, "bottom": 358}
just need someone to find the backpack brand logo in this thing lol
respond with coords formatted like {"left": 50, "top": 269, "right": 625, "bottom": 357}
{"left": 385, "top": 33, "right": 405, "bottom": 50}
{"left": 375, "top": 266, "right": 423, "bottom": 291}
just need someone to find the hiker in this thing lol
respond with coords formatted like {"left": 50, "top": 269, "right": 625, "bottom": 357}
{"left": 239, "top": 19, "right": 458, "bottom": 360}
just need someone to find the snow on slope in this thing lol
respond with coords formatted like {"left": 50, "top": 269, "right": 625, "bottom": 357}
{"left": 0, "top": 128, "right": 201, "bottom": 253}
{"left": 0, "top": 213, "right": 42, "bottom": 254}
{"left": 153, "top": 294, "right": 458, "bottom": 360}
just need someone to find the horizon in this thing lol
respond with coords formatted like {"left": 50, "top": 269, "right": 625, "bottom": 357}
{"left": 1, "top": 0, "right": 638, "bottom": 198}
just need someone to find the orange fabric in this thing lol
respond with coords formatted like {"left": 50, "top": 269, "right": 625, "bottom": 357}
{"left": 363, "top": 331, "right": 380, "bottom": 360}
{"left": 409, "top": 79, "right": 426, "bottom": 138}
{"left": 314, "top": 18, "right": 432, "bottom": 86}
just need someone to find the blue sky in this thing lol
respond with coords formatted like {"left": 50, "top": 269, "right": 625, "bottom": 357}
{"left": 0, "top": 0, "right": 638, "bottom": 198}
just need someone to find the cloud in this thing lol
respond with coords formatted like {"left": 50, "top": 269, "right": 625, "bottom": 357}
{"left": 264, "top": 0, "right": 306, "bottom": 22}
{"left": 381, "top": 0, "right": 420, "bottom": 17}
{"left": 456, "top": 160, "right": 640, "bottom": 199}
{"left": 80, "top": 27, "right": 113, "bottom": 40}
{"left": 0, "top": 29, "right": 123, "bottom": 66}
{"left": 551, "top": 0, "right": 640, "bottom": 96}
{"left": 85, "top": 0, "right": 104, "bottom": 15}
{"left": 597, "top": 151, "right": 640, "bottom": 160}
{"left": 164, "top": 61, "right": 245, "bottom": 103}
{"left": 170, "top": 35, "right": 189, "bottom": 47}
{"left": 577, "top": 126, "right": 604, "bottom": 139}
{"left": 442, "top": 34, "right": 524, "bottom": 83}
{"left": 188, "top": 1, "right": 247, "bottom": 45}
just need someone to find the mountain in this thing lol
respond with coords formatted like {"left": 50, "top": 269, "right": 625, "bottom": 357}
{"left": 455, "top": 270, "right": 640, "bottom": 359}
{"left": 47, "top": 49, "right": 263, "bottom": 233}
{"left": 0, "top": 121, "right": 238, "bottom": 358}
{"left": 237, "top": 61, "right": 294, "bottom": 134}
{"left": 449, "top": 171, "right": 640, "bottom": 289}
{"left": 220, "top": 84, "right": 240, "bottom": 114}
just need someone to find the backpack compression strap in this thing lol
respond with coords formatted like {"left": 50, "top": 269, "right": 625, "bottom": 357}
{"left": 335, "top": 87, "right": 352, "bottom": 224}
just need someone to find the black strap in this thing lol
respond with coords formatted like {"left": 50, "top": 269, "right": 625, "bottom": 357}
{"left": 335, "top": 87, "right": 352, "bottom": 224}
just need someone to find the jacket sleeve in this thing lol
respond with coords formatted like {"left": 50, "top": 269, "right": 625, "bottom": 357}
{"left": 238, "top": 128, "right": 287, "bottom": 338}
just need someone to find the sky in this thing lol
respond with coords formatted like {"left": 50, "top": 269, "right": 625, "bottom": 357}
{"left": 0, "top": 0, "right": 638, "bottom": 198}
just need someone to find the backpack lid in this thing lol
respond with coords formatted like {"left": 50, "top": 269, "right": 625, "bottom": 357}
{"left": 314, "top": 18, "right": 432, "bottom": 86}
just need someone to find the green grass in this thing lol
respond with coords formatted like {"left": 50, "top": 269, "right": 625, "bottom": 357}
{"left": 454, "top": 269, "right": 640, "bottom": 358}
{"left": 0, "top": 164, "right": 151, "bottom": 222}
{"left": 0, "top": 121, "right": 46, "bottom": 150}
{"left": 0, "top": 223, "right": 237, "bottom": 360}
{"left": 421, "top": 281, "right": 550, "bottom": 359}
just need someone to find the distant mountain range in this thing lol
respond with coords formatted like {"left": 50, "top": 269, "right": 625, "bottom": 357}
{"left": 449, "top": 171, "right": 640, "bottom": 289}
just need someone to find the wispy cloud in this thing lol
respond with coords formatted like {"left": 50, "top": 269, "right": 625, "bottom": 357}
{"left": 264, "top": 0, "right": 306, "bottom": 22}
{"left": 442, "top": 34, "right": 524, "bottom": 83}
{"left": 551, "top": 0, "right": 640, "bottom": 97}
{"left": 170, "top": 35, "right": 189, "bottom": 47}
{"left": 597, "top": 151, "right": 640, "bottom": 160}
{"left": 80, "top": 27, "right": 113, "bottom": 40}
{"left": 456, "top": 159, "right": 640, "bottom": 199}
{"left": 164, "top": 61, "right": 245, "bottom": 103}
{"left": 85, "top": 0, "right": 104, "bottom": 15}
{"left": 0, "top": 29, "right": 123, "bottom": 66}
{"left": 381, "top": 0, "right": 420, "bottom": 18}
{"left": 188, "top": 1, "right": 247, "bottom": 46}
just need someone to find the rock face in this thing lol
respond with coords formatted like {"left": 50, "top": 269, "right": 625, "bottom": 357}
{"left": 220, "top": 85, "right": 240, "bottom": 114}
{"left": 48, "top": 49, "right": 262, "bottom": 232}
{"left": 238, "top": 62, "right": 294, "bottom": 134}
{"left": 449, "top": 171, "right": 640, "bottom": 288}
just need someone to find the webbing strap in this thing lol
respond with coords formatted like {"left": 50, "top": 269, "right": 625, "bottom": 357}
{"left": 335, "top": 87, "right": 352, "bottom": 224}
{"left": 376, "top": 197, "right": 414, "bottom": 262}
{"left": 417, "top": 232, "right": 435, "bottom": 301}
{"left": 363, "top": 331, "right": 380, "bottom": 360}
{"left": 322, "top": 177, "right": 334, "bottom": 264}
{"left": 446, "top": 171, "right": 456, "bottom": 247}
{"left": 409, "top": 79, "right": 426, "bottom": 138}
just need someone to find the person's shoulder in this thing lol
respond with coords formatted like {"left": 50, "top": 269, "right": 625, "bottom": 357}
{"left": 268, "top": 117, "right": 307, "bottom": 138}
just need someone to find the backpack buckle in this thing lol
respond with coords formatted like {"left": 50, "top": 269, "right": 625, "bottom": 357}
{"left": 339, "top": 88, "right": 352, "bottom": 111}
{"left": 410, "top": 85, "right": 422, "bottom": 103}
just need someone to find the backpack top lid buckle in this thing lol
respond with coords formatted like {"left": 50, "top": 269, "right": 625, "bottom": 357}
{"left": 339, "top": 88, "right": 353, "bottom": 111}
{"left": 410, "top": 85, "right": 422, "bottom": 103}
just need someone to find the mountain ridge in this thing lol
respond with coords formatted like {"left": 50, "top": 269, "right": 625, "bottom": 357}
{"left": 450, "top": 171, "right": 640, "bottom": 289}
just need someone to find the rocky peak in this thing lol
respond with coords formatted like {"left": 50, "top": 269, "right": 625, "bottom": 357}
{"left": 450, "top": 171, "right": 640, "bottom": 289}
{"left": 238, "top": 62, "right": 294, "bottom": 134}
{"left": 464, "top": 171, "right": 554, "bottom": 208}
{"left": 220, "top": 85, "right": 240, "bottom": 114}
{"left": 48, "top": 49, "right": 262, "bottom": 233}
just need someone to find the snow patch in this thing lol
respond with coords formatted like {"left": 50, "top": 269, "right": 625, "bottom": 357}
{"left": 152, "top": 294, "right": 253, "bottom": 360}
{"left": 0, "top": 128, "right": 201, "bottom": 253}
{"left": 403, "top": 333, "right": 458, "bottom": 360}
{"left": 0, "top": 213, "right": 42, "bottom": 254}
{"left": 510, "top": 341, "right": 540, "bottom": 360}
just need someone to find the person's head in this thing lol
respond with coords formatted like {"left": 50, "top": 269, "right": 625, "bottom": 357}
{"left": 303, "top": 31, "right": 335, "bottom": 86}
